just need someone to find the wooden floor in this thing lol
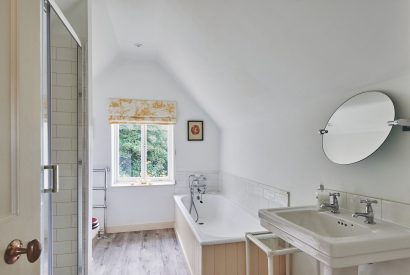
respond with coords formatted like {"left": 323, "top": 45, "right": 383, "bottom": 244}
{"left": 92, "top": 229, "right": 190, "bottom": 275}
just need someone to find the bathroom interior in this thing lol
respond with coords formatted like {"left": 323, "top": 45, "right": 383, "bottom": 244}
{"left": 1, "top": 1, "right": 410, "bottom": 275}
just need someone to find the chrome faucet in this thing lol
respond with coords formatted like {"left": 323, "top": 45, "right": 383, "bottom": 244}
{"left": 188, "top": 174, "right": 207, "bottom": 223}
{"left": 190, "top": 174, "right": 207, "bottom": 202}
{"left": 352, "top": 199, "right": 377, "bottom": 224}
{"left": 320, "top": 192, "right": 340, "bottom": 213}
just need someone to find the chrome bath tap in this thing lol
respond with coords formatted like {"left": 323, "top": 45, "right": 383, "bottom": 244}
{"left": 320, "top": 192, "right": 340, "bottom": 214}
{"left": 352, "top": 199, "right": 377, "bottom": 224}
{"left": 188, "top": 174, "right": 207, "bottom": 222}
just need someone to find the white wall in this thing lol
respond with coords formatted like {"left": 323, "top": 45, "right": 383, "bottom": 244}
{"left": 96, "top": 0, "right": 410, "bottom": 206}
{"left": 91, "top": 0, "right": 119, "bottom": 77}
{"left": 221, "top": 72, "right": 410, "bottom": 206}
{"left": 219, "top": 73, "right": 410, "bottom": 275}
{"left": 92, "top": 58, "right": 220, "bottom": 227}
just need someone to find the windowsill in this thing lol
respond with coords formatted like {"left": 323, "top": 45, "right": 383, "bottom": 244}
{"left": 112, "top": 181, "right": 175, "bottom": 187}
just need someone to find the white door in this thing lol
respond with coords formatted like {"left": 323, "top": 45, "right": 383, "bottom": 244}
{"left": 0, "top": 0, "right": 45, "bottom": 274}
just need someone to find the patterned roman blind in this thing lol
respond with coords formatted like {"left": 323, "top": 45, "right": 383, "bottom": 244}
{"left": 108, "top": 98, "right": 177, "bottom": 124}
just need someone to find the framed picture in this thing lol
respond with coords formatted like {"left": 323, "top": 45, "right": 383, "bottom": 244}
{"left": 187, "top": 120, "right": 204, "bottom": 141}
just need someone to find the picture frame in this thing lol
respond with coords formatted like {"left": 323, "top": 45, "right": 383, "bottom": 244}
{"left": 187, "top": 120, "right": 204, "bottom": 141}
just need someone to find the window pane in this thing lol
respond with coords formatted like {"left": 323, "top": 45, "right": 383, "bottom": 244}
{"left": 147, "top": 125, "right": 168, "bottom": 178}
{"left": 119, "top": 124, "right": 141, "bottom": 177}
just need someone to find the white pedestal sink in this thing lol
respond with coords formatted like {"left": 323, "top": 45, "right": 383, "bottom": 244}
{"left": 259, "top": 206, "right": 410, "bottom": 275}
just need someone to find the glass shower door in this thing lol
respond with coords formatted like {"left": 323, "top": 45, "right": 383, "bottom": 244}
{"left": 41, "top": 1, "right": 84, "bottom": 274}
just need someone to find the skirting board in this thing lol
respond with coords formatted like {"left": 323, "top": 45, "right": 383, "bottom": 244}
{"left": 106, "top": 221, "right": 175, "bottom": 233}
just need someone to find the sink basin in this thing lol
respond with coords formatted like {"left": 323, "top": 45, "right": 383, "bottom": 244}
{"left": 276, "top": 209, "right": 369, "bottom": 238}
{"left": 259, "top": 206, "right": 410, "bottom": 268}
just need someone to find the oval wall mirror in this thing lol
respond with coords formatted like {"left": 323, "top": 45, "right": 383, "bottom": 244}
{"left": 322, "top": 91, "right": 395, "bottom": 164}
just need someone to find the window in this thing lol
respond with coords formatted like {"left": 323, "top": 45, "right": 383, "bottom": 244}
{"left": 112, "top": 124, "right": 174, "bottom": 185}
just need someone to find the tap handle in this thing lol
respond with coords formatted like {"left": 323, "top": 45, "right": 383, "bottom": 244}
{"left": 360, "top": 199, "right": 378, "bottom": 206}
{"left": 329, "top": 192, "right": 340, "bottom": 198}
{"left": 328, "top": 192, "right": 340, "bottom": 205}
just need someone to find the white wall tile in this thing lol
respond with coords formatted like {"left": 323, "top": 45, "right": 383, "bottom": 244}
{"left": 52, "top": 86, "right": 72, "bottom": 99}
{"left": 53, "top": 216, "right": 72, "bottom": 229}
{"left": 59, "top": 177, "right": 77, "bottom": 190}
{"left": 57, "top": 126, "right": 77, "bottom": 138}
{"left": 71, "top": 113, "right": 77, "bottom": 125}
{"left": 52, "top": 138, "right": 72, "bottom": 151}
{"left": 52, "top": 112, "right": 73, "bottom": 125}
{"left": 57, "top": 74, "right": 77, "bottom": 87}
{"left": 56, "top": 228, "right": 77, "bottom": 242}
{"left": 57, "top": 99, "right": 77, "bottom": 113}
{"left": 71, "top": 215, "right": 78, "bottom": 227}
{"left": 173, "top": 170, "right": 219, "bottom": 194}
{"left": 71, "top": 164, "right": 78, "bottom": 177}
{"left": 53, "top": 241, "right": 72, "bottom": 254}
{"left": 52, "top": 125, "right": 57, "bottom": 136}
{"left": 53, "top": 190, "right": 72, "bottom": 203}
{"left": 58, "top": 164, "right": 73, "bottom": 177}
{"left": 222, "top": 174, "right": 410, "bottom": 231}
{"left": 220, "top": 172, "right": 289, "bottom": 217}
{"left": 52, "top": 73, "right": 57, "bottom": 85}
{"left": 52, "top": 60, "right": 73, "bottom": 74}
{"left": 71, "top": 190, "right": 78, "bottom": 202}
{"left": 381, "top": 200, "right": 410, "bottom": 228}
{"left": 51, "top": 41, "right": 78, "bottom": 274}
{"left": 56, "top": 253, "right": 77, "bottom": 267}
{"left": 71, "top": 87, "right": 78, "bottom": 100}
{"left": 57, "top": 151, "right": 77, "bottom": 164}
{"left": 53, "top": 267, "right": 71, "bottom": 275}
{"left": 57, "top": 48, "right": 77, "bottom": 61}
{"left": 71, "top": 138, "right": 77, "bottom": 151}
{"left": 56, "top": 202, "right": 77, "bottom": 215}
{"left": 51, "top": 47, "right": 57, "bottom": 59}
{"left": 51, "top": 35, "right": 72, "bottom": 47}
{"left": 71, "top": 61, "right": 77, "bottom": 74}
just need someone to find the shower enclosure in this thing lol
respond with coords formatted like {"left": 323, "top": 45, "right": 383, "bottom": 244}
{"left": 41, "top": 1, "right": 87, "bottom": 274}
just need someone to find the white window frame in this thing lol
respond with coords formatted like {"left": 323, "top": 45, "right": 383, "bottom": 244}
{"left": 111, "top": 124, "right": 174, "bottom": 186}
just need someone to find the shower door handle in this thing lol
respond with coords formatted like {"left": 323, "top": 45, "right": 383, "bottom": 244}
{"left": 43, "top": 164, "right": 59, "bottom": 193}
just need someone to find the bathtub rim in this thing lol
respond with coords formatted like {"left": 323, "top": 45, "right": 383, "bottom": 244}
{"left": 174, "top": 193, "right": 263, "bottom": 245}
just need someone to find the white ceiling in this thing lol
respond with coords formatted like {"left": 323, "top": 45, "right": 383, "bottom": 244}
{"left": 93, "top": 0, "right": 410, "bottom": 127}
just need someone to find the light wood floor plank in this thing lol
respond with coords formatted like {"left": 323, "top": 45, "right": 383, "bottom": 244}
{"left": 92, "top": 229, "right": 190, "bottom": 275}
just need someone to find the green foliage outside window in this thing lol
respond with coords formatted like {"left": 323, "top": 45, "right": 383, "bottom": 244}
{"left": 147, "top": 125, "right": 168, "bottom": 177}
{"left": 119, "top": 124, "right": 141, "bottom": 177}
{"left": 119, "top": 124, "right": 168, "bottom": 179}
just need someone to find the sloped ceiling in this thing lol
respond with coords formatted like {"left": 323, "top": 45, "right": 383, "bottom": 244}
{"left": 94, "top": 0, "right": 410, "bottom": 127}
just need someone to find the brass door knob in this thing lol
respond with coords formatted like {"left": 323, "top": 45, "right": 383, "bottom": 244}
{"left": 4, "top": 239, "right": 42, "bottom": 264}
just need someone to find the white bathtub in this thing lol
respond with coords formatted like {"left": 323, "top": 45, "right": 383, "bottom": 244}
{"left": 174, "top": 193, "right": 264, "bottom": 245}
